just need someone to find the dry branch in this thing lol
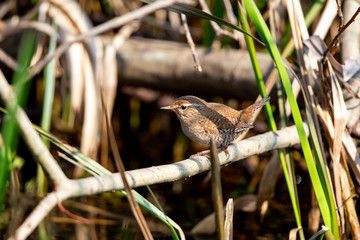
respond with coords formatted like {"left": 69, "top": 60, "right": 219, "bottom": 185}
{"left": 71, "top": 122, "right": 308, "bottom": 194}
{"left": 115, "top": 37, "right": 274, "bottom": 99}
{"left": 8, "top": 121, "right": 308, "bottom": 240}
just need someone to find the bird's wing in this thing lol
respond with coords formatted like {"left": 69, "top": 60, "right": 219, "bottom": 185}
{"left": 207, "top": 102, "right": 254, "bottom": 132}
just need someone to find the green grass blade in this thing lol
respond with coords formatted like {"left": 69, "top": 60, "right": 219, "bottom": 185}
{"left": 142, "top": 186, "right": 181, "bottom": 240}
{"left": 41, "top": 22, "right": 57, "bottom": 144}
{"left": 37, "top": 22, "right": 58, "bottom": 197}
{"left": 143, "top": 0, "right": 263, "bottom": 45}
{"left": 243, "top": 0, "right": 338, "bottom": 238}
{"left": 238, "top": 5, "right": 274, "bottom": 128}
{"left": 0, "top": 30, "right": 37, "bottom": 211}
{"left": 238, "top": 5, "right": 304, "bottom": 239}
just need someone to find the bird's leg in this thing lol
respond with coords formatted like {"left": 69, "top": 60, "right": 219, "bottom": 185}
{"left": 190, "top": 149, "right": 211, "bottom": 158}
{"left": 190, "top": 147, "right": 230, "bottom": 160}
{"left": 222, "top": 147, "right": 230, "bottom": 160}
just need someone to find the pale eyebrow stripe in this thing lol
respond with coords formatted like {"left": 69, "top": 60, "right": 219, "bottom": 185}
{"left": 182, "top": 103, "right": 193, "bottom": 107}
{"left": 186, "top": 103, "right": 202, "bottom": 108}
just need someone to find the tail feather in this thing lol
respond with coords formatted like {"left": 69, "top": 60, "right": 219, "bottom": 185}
{"left": 239, "top": 96, "right": 270, "bottom": 123}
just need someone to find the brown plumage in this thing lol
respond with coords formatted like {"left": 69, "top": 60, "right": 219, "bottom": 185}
{"left": 161, "top": 96, "right": 270, "bottom": 149}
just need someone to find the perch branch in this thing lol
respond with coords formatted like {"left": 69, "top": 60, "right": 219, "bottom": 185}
{"left": 9, "top": 121, "right": 309, "bottom": 240}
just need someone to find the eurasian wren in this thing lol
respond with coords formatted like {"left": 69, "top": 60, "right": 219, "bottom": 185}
{"left": 161, "top": 96, "right": 270, "bottom": 150}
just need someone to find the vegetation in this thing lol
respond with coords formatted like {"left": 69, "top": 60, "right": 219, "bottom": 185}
{"left": 0, "top": 0, "right": 359, "bottom": 239}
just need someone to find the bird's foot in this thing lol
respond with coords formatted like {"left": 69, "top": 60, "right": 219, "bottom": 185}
{"left": 190, "top": 150, "right": 211, "bottom": 158}
{"left": 222, "top": 148, "right": 230, "bottom": 160}
{"left": 190, "top": 148, "right": 230, "bottom": 160}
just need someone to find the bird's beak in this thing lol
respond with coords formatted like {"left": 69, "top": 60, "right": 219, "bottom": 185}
{"left": 160, "top": 105, "right": 173, "bottom": 110}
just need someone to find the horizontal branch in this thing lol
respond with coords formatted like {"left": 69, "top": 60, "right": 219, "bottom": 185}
{"left": 11, "top": 122, "right": 308, "bottom": 240}
{"left": 70, "top": 122, "right": 309, "bottom": 197}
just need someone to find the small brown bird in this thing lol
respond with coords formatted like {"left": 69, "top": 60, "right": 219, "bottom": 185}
{"left": 161, "top": 95, "right": 270, "bottom": 150}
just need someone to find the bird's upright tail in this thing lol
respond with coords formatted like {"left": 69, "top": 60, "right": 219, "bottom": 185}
{"left": 253, "top": 96, "right": 271, "bottom": 111}
{"left": 239, "top": 96, "right": 270, "bottom": 123}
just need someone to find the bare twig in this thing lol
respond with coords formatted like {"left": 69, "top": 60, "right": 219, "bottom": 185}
{"left": 9, "top": 192, "right": 63, "bottom": 240}
{"left": 198, "top": 0, "right": 239, "bottom": 40}
{"left": 223, "top": 0, "right": 244, "bottom": 47}
{"left": 180, "top": 14, "right": 202, "bottom": 72}
{"left": 336, "top": 0, "right": 344, "bottom": 30}
{"left": 21, "top": 0, "right": 48, "bottom": 21}
{"left": 322, "top": 7, "right": 360, "bottom": 63}
{"left": 222, "top": 0, "right": 237, "bottom": 25}
{"left": 141, "top": 15, "right": 201, "bottom": 36}
{"left": 0, "top": 21, "right": 57, "bottom": 41}
{"left": 57, "top": 203, "right": 90, "bottom": 224}
{"left": 0, "top": 0, "right": 16, "bottom": 20}
{"left": 332, "top": 0, "right": 344, "bottom": 55}
{"left": 0, "top": 48, "right": 18, "bottom": 70}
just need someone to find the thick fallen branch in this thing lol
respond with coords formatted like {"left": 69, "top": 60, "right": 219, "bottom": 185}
{"left": 113, "top": 38, "right": 275, "bottom": 99}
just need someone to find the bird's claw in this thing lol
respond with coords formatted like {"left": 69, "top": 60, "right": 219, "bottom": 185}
{"left": 190, "top": 148, "right": 230, "bottom": 160}
{"left": 190, "top": 150, "right": 211, "bottom": 158}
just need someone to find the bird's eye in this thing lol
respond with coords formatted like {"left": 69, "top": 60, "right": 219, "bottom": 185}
{"left": 181, "top": 105, "right": 187, "bottom": 110}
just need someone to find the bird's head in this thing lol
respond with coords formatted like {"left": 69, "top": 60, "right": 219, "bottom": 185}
{"left": 161, "top": 96, "right": 207, "bottom": 123}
